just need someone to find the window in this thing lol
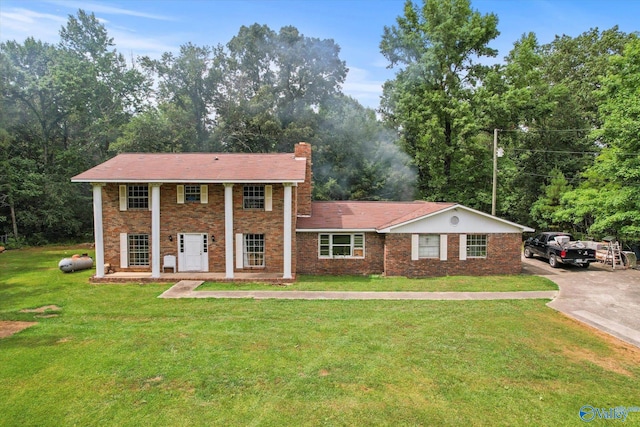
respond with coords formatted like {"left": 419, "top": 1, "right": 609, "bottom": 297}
{"left": 319, "top": 233, "right": 365, "bottom": 259}
{"left": 128, "top": 234, "right": 149, "bottom": 266}
{"left": 184, "top": 185, "right": 201, "bottom": 203}
{"left": 128, "top": 185, "right": 148, "bottom": 210}
{"left": 244, "top": 234, "right": 265, "bottom": 267}
{"left": 243, "top": 185, "right": 264, "bottom": 209}
{"left": 419, "top": 235, "right": 440, "bottom": 258}
{"left": 467, "top": 234, "right": 487, "bottom": 258}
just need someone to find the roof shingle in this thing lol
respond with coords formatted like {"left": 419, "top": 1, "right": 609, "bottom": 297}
{"left": 296, "top": 201, "right": 455, "bottom": 230}
{"left": 72, "top": 152, "right": 307, "bottom": 183}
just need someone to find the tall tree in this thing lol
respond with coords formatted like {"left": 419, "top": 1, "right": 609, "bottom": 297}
{"left": 380, "top": 0, "right": 499, "bottom": 204}
{"left": 490, "top": 27, "right": 633, "bottom": 228}
{"left": 212, "top": 24, "right": 347, "bottom": 152}
{"left": 559, "top": 38, "right": 640, "bottom": 241}
{"left": 140, "top": 43, "right": 221, "bottom": 151}
{"left": 59, "top": 10, "right": 148, "bottom": 160}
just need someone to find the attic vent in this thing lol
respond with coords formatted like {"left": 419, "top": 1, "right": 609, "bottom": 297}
{"left": 450, "top": 216, "right": 459, "bottom": 226}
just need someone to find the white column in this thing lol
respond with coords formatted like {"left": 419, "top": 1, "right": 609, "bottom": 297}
{"left": 91, "top": 183, "right": 106, "bottom": 278}
{"left": 224, "top": 183, "right": 234, "bottom": 279}
{"left": 283, "top": 183, "right": 293, "bottom": 279}
{"left": 151, "top": 183, "right": 162, "bottom": 278}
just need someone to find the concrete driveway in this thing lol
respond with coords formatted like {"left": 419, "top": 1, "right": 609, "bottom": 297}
{"left": 522, "top": 255, "right": 640, "bottom": 348}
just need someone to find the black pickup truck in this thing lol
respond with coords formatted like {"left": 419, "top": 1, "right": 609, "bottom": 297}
{"left": 524, "top": 232, "right": 597, "bottom": 268}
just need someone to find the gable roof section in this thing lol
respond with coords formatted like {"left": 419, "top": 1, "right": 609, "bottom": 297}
{"left": 296, "top": 201, "right": 534, "bottom": 233}
{"left": 71, "top": 153, "right": 307, "bottom": 183}
{"left": 296, "top": 201, "right": 455, "bottom": 231}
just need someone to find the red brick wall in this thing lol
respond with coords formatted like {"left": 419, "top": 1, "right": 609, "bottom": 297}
{"left": 294, "top": 142, "right": 312, "bottom": 216}
{"left": 295, "top": 232, "right": 385, "bottom": 275}
{"left": 384, "top": 233, "right": 522, "bottom": 277}
{"left": 102, "top": 183, "right": 296, "bottom": 273}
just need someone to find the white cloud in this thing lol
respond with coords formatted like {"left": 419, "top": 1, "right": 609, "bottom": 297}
{"left": 343, "top": 66, "right": 388, "bottom": 109}
{"left": 0, "top": 8, "right": 66, "bottom": 43}
{"left": 45, "top": 0, "right": 175, "bottom": 21}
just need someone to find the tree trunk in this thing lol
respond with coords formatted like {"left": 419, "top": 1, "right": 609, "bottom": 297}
{"left": 10, "top": 200, "right": 18, "bottom": 240}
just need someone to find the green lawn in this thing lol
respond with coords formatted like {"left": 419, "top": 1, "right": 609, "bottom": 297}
{"left": 198, "top": 273, "right": 558, "bottom": 292}
{"left": 1, "top": 246, "right": 638, "bottom": 426}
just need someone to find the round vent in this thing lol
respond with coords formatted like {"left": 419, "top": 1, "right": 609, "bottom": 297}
{"left": 450, "top": 215, "right": 460, "bottom": 226}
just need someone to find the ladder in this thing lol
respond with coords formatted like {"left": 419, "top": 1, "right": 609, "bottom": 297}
{"left": 606, "top": 241, "right": 624, "bottom": 270}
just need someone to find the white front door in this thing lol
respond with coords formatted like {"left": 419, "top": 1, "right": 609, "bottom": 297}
{"left": 179, "top": 233, "right": 209, "bottom": 272}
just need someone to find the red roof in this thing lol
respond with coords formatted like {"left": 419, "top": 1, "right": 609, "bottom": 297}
{"left": 297, "top": 201, "right": 455, "bottom": 230}
{"left": 72, "top": 152, "right": 307, "bottom": 183}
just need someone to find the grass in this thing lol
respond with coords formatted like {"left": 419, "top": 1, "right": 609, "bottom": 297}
{"left": 1, "top": 246, "right": 639, "bottom": 426}
{"left": 197, "top": 274, "right": 558, "bottom": 292}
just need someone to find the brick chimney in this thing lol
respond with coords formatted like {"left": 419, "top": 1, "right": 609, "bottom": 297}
{"left": 294, "top": 142, "right": 312, "bottom": 216}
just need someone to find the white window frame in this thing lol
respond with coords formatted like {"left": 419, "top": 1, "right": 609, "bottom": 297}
{"left": 318, "top": 233, "right": 365, "bottom": 259}
{"left": 243, "top": 234, "right": 265, "bottom": 267}
{"left": 184, "top": 185, "right": 201, "bottom": 203}
{"left": 243, "top": 185, "right": 265, "bottom": 209}
{"left": 128, "top": 234, "right": 149, "bottom": 266}
{"left": 466, "top": 234, "right": 488, "bottom": 258}
{"left": 127, "top": 185, "right": 149, "bottom": 210}
{"left": 418, "top": 234, "right": 440, "bottom": 259}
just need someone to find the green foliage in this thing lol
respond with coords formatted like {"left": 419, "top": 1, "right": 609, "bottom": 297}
{"left": 380, "top": 0, "right": 499, "bottom": 205}
{"left": 560, "top": 38, "right": 640, "bottom": 242}
{"left": 0, "top": 9, "right": 147, "bottom": 243}
{"left": 314, "top": 96, "right": 416, "bottom": 201}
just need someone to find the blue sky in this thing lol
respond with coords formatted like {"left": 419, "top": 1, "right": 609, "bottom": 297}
{"left": 1, "top": 0, "right": 638, "bottom": 108}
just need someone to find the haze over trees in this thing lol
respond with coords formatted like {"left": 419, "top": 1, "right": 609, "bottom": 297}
{"left": 1, "top": 0, "right": 638, "bottom": 245}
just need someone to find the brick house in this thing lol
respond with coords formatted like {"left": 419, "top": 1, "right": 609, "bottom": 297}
{"left": 72, "top": 142, "right": 533, "bottom": 280}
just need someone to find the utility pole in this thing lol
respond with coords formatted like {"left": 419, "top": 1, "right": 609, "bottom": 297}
{"left": 492, "top": 128, "right": 498, "bottom": 216}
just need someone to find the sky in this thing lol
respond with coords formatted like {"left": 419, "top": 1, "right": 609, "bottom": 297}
{"left": 1, "top": 0, "right": 639, "bottom": 109}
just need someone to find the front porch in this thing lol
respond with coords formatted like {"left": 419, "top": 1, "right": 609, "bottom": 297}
{"left": 90, "top": 271, "right": 295, "bottom": 284}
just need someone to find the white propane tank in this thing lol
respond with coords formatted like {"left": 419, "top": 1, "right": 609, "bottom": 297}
{"left": 58, "top": 254, "right": 94, "bottom": 273}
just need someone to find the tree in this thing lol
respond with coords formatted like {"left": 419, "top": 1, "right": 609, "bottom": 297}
{"left": 140, "top": 43, "right": 221, "bottom": 151}
{"left": 314, "top": 96, "right": 415, "bottom": 201}
{"left": 380, "top": 0, "right": 500, "bottom": 205}
{"left": 0, "top": 10, "right": 146, "bottom": 243}
{"left": 59, "top": 10, "right": 148, "bottom": 160}
{"left": 560, "top": 38, "right": 640, "bottom": 241}
{"left": 212, "top": 24, "right": 348, "bottom": 153}
{"left": 482, "top": 27, "right": 633, "bottom": 229}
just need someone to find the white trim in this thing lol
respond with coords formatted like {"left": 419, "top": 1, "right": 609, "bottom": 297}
{"left": 317, "top": 233, "right": 365, "bottom": 259}
{"left": 459, "top": 234, "right": 467, "bottom": 261}
{"left": 92, "top": 183, "right": 105, "bottom": 278}
{"left": 440, "top": 234, "right": 448, "bottom": 261}
{"left": 235, "top": 233, "right": 243, "bottom": 269}
{"left": 411, "top": 234, "right": 419, "bottom": 261}
{"left": 178, "top": 233, "right": 209, "bottom": 272}
{"left": 377, "top": 204, "right": 534, "bottom": 233}
{"left": 297, "top": 228, "right": 378, "bottom": 233}
{"left": 224, "top": 184, "right": 234, "bottom": 278}
{"left": 72, "top": 178, "right": 305, "bottom": 184}
{"left": 151, "top": 184, "right": 161, "bottom": 278}
{"left": 120, "top": 233, "right": 128, "bottom": 268}
{"left": 283, "top": 184, "right": 292, "bottom": 279}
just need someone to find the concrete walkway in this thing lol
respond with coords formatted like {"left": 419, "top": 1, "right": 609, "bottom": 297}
{"left": 158, "top": 280, "right": 558, "bottom": 301}
{"left": 526, "top": 259, "right": 640, "bottom": 349}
